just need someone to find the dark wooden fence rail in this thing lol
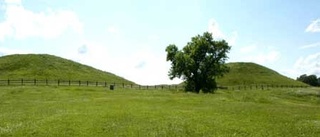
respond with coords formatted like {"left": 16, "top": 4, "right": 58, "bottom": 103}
{"left": 0, "top": 79, "right": 308, "bottom": 90}
{"left": 0, "top": 79, "right": 184, "bottom": 90}
{"left": 224, "top": 84, "right": 308, "bottom": 90}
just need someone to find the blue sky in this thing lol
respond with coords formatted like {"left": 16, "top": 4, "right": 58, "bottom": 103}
{"left": 0, "top": 0, "right": 320, "bottom": 85}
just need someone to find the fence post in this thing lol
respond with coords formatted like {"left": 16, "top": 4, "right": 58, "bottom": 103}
{"left": 162, "top": 85, "right": 163, "bottom": 89}
{"left": 7, "top": 79, "right": 10, "bottom": 86}
{"left": 139, "top": 85, "right": 141, "bottom": 89}
{"left": 58, "top": 80, "right": 60, "bottom": 86}
{"left": 122, "top": 83, "right": 124, "bottom": 88}
{"left": 131, "top": 84, "right": 133, "bottom": 88}
{"left": 147, "top": 85, "right": 149, "bottom": 89}
{"left": 87, "top": 81, "right": 89, "bottom": 86}
{"left": 105, "top": 82, "right": 107, "bottom": 87}
{"left": 79, "top": 81, "right": 81, "bottom": 86}
{"left": 34, "top": 79, "right": 36, "bottom": 86}
{"left": 21, "top": 79, "right": 23, "bottom": 86}
{"left": 96, "top": 82, "right": 98, "bottom": 87}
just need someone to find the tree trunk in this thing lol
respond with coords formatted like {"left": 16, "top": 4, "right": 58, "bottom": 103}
{"left": 195, "top": 83, "right": 201, "bottom": 93}
{"left": 193, "top": 72, "right": 201, "bottom": 93}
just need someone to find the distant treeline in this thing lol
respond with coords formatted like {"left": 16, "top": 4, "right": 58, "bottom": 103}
{"left": 297, "top": 74, "right": 320, "bottom": 86}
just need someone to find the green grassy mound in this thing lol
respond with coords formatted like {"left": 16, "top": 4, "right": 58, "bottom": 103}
{"left": 217, "top": 62, "right": 307, "bottom": 86}
{"left": 0, "top": 54, "right": 133, "bottom": 84}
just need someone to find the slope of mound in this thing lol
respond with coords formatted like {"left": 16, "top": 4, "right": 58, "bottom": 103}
{"left": 216, "top": 62, "right": 307, "bottom": 86}
{"left": 0, "top": 54, "right": 133, "bottom": 84}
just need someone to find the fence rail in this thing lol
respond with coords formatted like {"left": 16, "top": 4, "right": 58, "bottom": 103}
{"left": 0, "top": 79, "right": 308, "bottom": 90}
{"left": 0, "top": 79, "right": 184, "bottom": 90}
{"left": 224, "top": 84, "right": 309, "bottom": 90}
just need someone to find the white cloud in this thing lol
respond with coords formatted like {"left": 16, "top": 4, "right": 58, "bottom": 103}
{"left": 280, "top": 69, "right": 301, "bottom": 79}
{"left": 240, "top": 45, "right": 257, "bottom": 53}
{"left": 208, "top": 18, "right": 238, "bottom": 46}
{"left": 0, "top": 22, "right": 13, "bottom": 41}
{"left": 283, "top": 52, "right": 320, "bottom": 79}
{"left": 208, "top": 19, "right": 225, "bottom": 39}
{"left": 231, "top": 43, "right": 281, "bottom": 65}
{"left": 147, "top": 34, "right": 160, "bottom": 41}
{"left": 62, "top": 40, "right": 182, "bottom": 85}
{"left": 107, "top": 26, "right": 120, "bottom": 34}
{"left": 0, "top": 1, "right": 82, "bottom": 41}
{"left": 122, "top": 50, "right": 169, "bottom": 84}
{"left": 78, "top": 44, "right": 88, "bottom": 54}
{"left": 239, "top": 50, "right": 281, "bottom": 65}
{"left": 4, "top": 0, "right": 21, "bottom": 5}
{"left": 228, "top": 31, "right": 238, "bottom": 46}
{"left": 293, "top": 52, "right": 320, "bottom": 76}
{"left": 305, "top": 19, "right": 320, "bottom": 32}
{"left": 0, "top": 47, "right": 30, "bottom": 56}
{"left": 207, "top": 18, "right": 281, "bottom": 65}
{"left": 300, "top": 42, "right": 320, "bottom": 49}
{"left": 254, "top": 50, "right": 281, "bottom": 64}
{"left": 135, "top": 61, "right": 146, "bottom": 69}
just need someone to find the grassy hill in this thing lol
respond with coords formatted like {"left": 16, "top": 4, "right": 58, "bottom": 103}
{"left": 216, "top": 62, "right": 307, "bottom": 86}
{"left": 0, "top": 54, "right": 133, "bottom": 84}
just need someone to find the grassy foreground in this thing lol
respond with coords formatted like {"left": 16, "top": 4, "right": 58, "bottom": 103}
{"left": 0, "top": 86, "right": 320, "bottom": 137}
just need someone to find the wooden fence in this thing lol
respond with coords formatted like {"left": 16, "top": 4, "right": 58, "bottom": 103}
{"left": 0, "top": 79, "right": 184, "bottom": 90}
{"left": 225, "top": 84, "right": 308, "bottom": 90}
{"left": 0, "top": 79, "right": 308, "bottom": 90}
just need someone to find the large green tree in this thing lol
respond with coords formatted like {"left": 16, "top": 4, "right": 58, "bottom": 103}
{"left": 166, "top": 32, "right": 231, "bottom": 93}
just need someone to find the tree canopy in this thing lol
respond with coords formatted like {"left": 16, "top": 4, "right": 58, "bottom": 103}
{"left": 297, "top": 74, "right": 320, "bottom": 86}
{"left": 166, "top": 32, "right": 231, "bottom": 93}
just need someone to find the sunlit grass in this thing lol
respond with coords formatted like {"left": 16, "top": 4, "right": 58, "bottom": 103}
{"left": 0, "top": 86, "right": 319, "bottom": 136}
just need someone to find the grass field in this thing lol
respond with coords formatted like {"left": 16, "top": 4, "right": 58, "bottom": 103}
{"left": 1, "top": 86, "right": 320, "bottom": 137}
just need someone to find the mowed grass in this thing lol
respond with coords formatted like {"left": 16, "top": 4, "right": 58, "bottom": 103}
{"left": 0, "top": 86, "right": 320, "bottom": 137}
